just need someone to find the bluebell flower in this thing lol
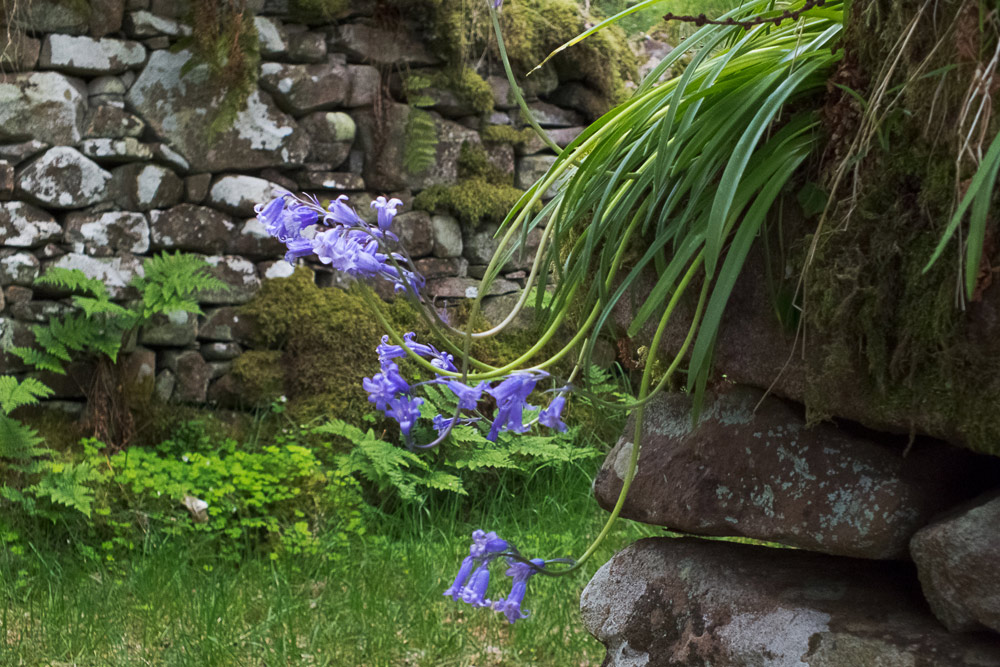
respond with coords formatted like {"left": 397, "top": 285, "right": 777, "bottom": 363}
{"left": 377, "top": 335, "right": 406, "bottom": 367}
{"left": 493, "top": 558, "right": 545, "bottom": 624}
{"left": 371, "top": 196, "right": 403, "bottom": 231}
{"left": 538, "top": 394, "right": 568, "bottom": 432}
{"left": 443, "top": 555, "right": 477, "bottom": 601}
{"left": 255, "top": 194, "right": 298, "bottom": 241}
{"left": 446, "top": 379, "right": 487, "bottom": 411}
{"left": 326, "top": 194, "right": 364, "bottom": 227}
{"left": 386, "top": 395, "right": 423, "bottom": 436}
{"left": 363, "top": 366, "right": 410, "bottom": 410}
{"left": 487, "top": 373, "right": 543, "bottom": 441}
{"left": 284, "top": 237, "right": 314, "bottom": 264}
{"left": 462, "top": 564, "right": 492, "bottom": 607}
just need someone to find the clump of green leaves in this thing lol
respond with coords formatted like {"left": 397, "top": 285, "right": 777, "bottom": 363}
{"left": 87, "top": 424, "right": 366, "bottom": 562}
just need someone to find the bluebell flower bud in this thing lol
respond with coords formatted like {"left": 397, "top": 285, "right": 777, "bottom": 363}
{"left": 443, "top": 555, "right": 476, "bottom": 601}
{"left": 461, "top": 564, "right": 492, "bottom": 608}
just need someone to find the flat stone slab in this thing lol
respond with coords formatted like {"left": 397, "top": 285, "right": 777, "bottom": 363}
{"left": 581, "top": 537, "right": 1000, "bottom": 667}
{"left": 593, "top": 385, "right": 994, "bottom": 559}
{"left": 0, "top": 201, "right": 61, "bottom": 247}
{"left": 39, "top": 34, "right": 146, "bottom": 75}
{"left": 912, "top": 493, "right": 1000, "bottom": 633}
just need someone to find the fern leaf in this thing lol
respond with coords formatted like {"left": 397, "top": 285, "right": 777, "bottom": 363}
{"left": 0, "top": 416, "right": 48, "bottom": 463}
{"left": 34, "top": 268, "right": 107, "bottom": 297}
{"left": 28, "top": 461, "right": 101, "bottom": 518}
{"left": 404, "top": 107, "right": 438, "bottom": 175}
{"left": 9, "top": 346, "right": 66, "bottom": 374}
{"left": 0, "top": 376, "right": 54, "bottom": 414}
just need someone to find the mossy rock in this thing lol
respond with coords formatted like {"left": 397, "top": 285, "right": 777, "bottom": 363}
{"left": 386, "top": 0, "right": 636, "bottom": 112}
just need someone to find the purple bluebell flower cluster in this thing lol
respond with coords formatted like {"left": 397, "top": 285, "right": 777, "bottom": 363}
{"left": 444, "top": 530, "right": 545, "bottom": 623}
{"left": 256, "top": 193, "right": 424, "bottom": 294}
{"left": 365, "top": 331, "right": 568, "bottom": 447}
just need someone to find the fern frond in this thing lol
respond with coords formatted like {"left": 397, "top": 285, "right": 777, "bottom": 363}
{"left": 9, "top": 346, "right": 66, "bottom": 374}
{"left": 28, "top": 461, "right": 101, "bottom": 518}
{"left": 35, "top": 268, "right": 107, "bottom": 297}
{"left": 0, "top": 415, "right": 48, "bottom": 463}
{"left": 404, "top": 107, "right": 438, "bottom": 175}
{"left": 0, "top": 376, "right": 54, "bottom": 414}
{"left": 132, "top": 253, "right": 227, "bottom": 320}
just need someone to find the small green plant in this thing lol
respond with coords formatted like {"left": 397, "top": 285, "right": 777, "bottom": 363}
{"left": 87, "top": 427, "right": 366, "bottom": 561}
{"left": 11, "top": 253, "right": 226, "bottom": 448}
{"left": 402, "top": 73, "right": 440, "bottom": 175}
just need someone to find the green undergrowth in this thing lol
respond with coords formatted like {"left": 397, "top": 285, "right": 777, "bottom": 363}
{"left": 414, "top": 141, "right": 538, "bottom": 227}
{"left": 0, "top": 463, "right": 658, "bottom": 666}
{"left": 800, "top": 0, "right": 1000, "bottom": 455}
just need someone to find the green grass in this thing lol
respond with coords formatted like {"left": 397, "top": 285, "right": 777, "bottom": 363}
{"left": 0, "top": 463, "right": 660, "bottom": 666}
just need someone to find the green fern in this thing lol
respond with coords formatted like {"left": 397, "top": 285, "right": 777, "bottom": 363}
{"left": 27, "top": 461, "right": 101, "bottom": 518}
{"left": 404, "top": 107, "right": 439, "bottom": 176}
{"left": 0, "top": 376, "right": 52, "bottom": 466}
{"left": 132, "top": 252, "right": 227, "bottom": 320}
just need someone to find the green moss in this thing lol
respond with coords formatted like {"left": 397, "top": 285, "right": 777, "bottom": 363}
{"left": 386, "top": 0, "right": 636, "bottom": 113}
{"left": 238, "top": 268, "right": 431, "bottom": 426}
{"left": 482, "top": 124, "right": 535, "bottom": 145}
{"left": 231, "top": 350, "right": 285, "bottom": 405}
{"left": 177, "top": 1, "right": 261, "bottom": 139}
{"left": 414, "top": 180, "right": 531, "bottom": 228}
{"left": 799, "top": 0, "right": 1000, "bottom": 456}
{"left": 288, "top": 0, "right": 350, "bottom": 22}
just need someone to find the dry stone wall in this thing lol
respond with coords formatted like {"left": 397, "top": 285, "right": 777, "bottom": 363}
{"left": 0, "top": 0, "right": 596, "bottom": 408}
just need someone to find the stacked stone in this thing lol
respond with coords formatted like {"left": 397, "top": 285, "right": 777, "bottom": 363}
{"left": 583, "top": 247, "right": 1000, "bottom": 665}
{"left": 0, "top": 0, "right": 595, "bottom": 408}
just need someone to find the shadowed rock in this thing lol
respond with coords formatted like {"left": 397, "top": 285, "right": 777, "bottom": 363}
{"left": 581, "top": 537, "right": 1000, "bottom": 666}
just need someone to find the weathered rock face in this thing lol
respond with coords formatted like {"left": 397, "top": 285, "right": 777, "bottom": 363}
{"left": 593, "top": 386, "right": 994, "bottom": 560}
{"left": 353, "top": 103, "right": 481, "bottom": 191}
{"left": 64, "top": 211, "right": 150, "bottom": 255}
{"left": 46, "top": 253, "right": 143, "bottom": 299}
{"left": 126, "top": 49, "right": 309, "bottom": 172}
{"left": 327, "top": 23, "right": 439, "bottom": 66}
{"left": 0, "top": 202, "right": 61, "bottom": 247}
{"left": 110, "top": 163, "right": 184, "bottom": 210}
{"left": 0, "top": 72, "right": 87, "bottom": 146}
{"left": 149, "top": 204, "right": 237, "bottom": 254}
{"left": 17, "top": 147, "right": 112, "bottom": 209}
{"left": 259, "top": 61, "right": 348, "bottom": 115}
{"left": 911, "top": 493, "right": 1000, "bottom": 633}
{"left": 207, "top": 175, "right": 286, "bottom": 217}
{"left": 581, "top": 537, "right": 1000, "bottom": 667}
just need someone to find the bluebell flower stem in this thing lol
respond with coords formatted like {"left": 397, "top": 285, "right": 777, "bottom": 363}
{"left": 538, "top": 254, "right": 708, "bottom": 575}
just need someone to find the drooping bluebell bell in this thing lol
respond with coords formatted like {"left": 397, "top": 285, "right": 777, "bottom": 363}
{"left": 445, "top": 379, "right": 487, "bottom": 411}
{"left": 538, "top": 393, "right": 568, "bottom": 432}
{"left": 493, "top": 558, "right": 545, "bottom": 624}
{"left": 362, "top": 365, "right": 410, "bottom": 411}
{"left": 444, "top": 530, "right": 509, "bottom": 603}
{"left": 486, "top": 372, "right": 545, "bottom": 441}
{"left": 386, "top": 395, "right": 423, "bottom": 436}
{"left": 371, "top": 196, "right": 403, "bottom": 232}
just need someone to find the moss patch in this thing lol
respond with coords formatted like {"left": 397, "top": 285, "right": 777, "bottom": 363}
{"left": 414, "top": 141, "right": 538, "bottom": 227}
{"left": 800, "top": 0, "right": 1000, "bottom": 456}
{"left": 386, "top": 0, "right": 636, "bottom": 112}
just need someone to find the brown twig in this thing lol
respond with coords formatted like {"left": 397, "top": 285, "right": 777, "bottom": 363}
{"left": 664, "top": 0, "right": 827, "bottom": 31}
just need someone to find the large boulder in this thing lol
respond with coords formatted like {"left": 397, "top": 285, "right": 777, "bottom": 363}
{"left": 16, "top": 147, "right": 112, "bottom": 209}
{"left": 0, "top": 72, "right": 86, "bottom": 145}
{"left": 911, "top": 493, "right": 1000, "bottom": 633}
{"left": 593, "top": 386, "right": 994, "bottom": 559}
{"left": 38, "top": 35, "right": 146, "bottom": 75}
{"left": 126, "top": 49, "right": 309, "bottom": 172}
{"left": 581, "top": 537, "right": 1000, "bottom": 667}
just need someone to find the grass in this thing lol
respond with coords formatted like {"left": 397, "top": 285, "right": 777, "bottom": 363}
{"left": 0, "top": 463, "right": 660, "bottom": 666}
